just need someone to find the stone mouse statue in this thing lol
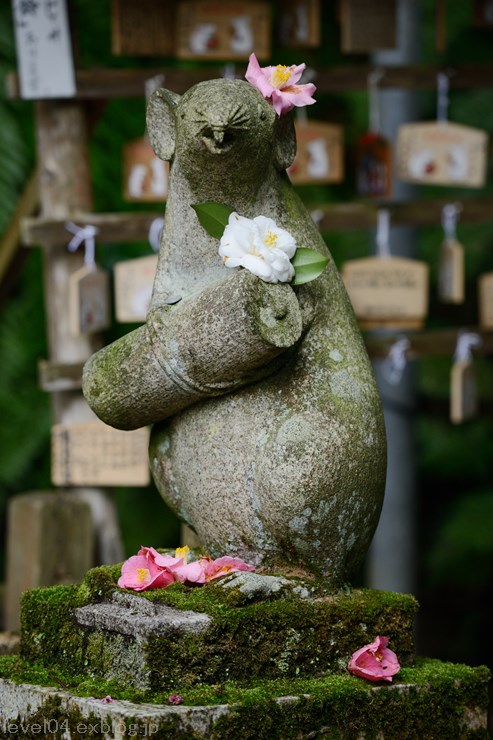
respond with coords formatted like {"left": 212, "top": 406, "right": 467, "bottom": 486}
{"left": 82, "top": 76, "right": 387, "bottom": 585}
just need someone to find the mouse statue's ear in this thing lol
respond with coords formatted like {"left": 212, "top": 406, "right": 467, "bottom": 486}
{"left": 146, "top": 88, "right": 181, "bottom": 161}
{"left": 273, "top": 112, "right": 297, "bottom": 171}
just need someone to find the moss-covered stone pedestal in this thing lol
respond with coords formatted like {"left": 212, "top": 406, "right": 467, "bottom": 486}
{"left": 0, "top": 565, "right": 490, "bottom": 739}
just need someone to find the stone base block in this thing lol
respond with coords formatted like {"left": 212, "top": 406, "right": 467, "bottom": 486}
{"left": 20, "top": 566, "right": 418, "bottom": 692}
{"left": 0, "top": 659, "right": 490, "bottom": 739}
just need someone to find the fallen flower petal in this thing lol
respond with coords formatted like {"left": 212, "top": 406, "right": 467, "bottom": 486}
{"left": 99, "top": 695, "right": 114, "bottom": 704}
{"left": 205, "top": 555, "right": 256, "bottom": 581}
{"left": 168, "top": 694, "right": 184, "bottom": 705}
{"left": 348, "top": 636, "right": 400, "bottom": 683}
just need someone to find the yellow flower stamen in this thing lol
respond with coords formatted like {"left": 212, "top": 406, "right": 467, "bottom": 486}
{"left": 264, "top": 230, "right": 278, "bottom": 248}
{"left": 136, "top": 567, "right": 149, "bottom": 583}
{"left": 270, "top": 65, "right": 291, "bottom": 89}
{"left": 175, "top": 545, "right": 190, "bottom": 563}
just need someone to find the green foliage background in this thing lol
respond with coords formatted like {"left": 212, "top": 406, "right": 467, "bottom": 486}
{"left": 0, "top": 0, "right": 492, "bottom": 703}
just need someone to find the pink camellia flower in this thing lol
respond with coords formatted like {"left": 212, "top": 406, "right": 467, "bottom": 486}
{"left": 245, "top": 53, "right": 316, "bottom": 116}
{"left": 348, "top": 636, "right": 400, "bottom": 683}
{"left": 168, "top": 694, "right": 184, "bottom": 705}
{"left": 204, "top": 555, "right": 256, "bottom": 582}
{"left": 117, "top": 553, "right": 175, "bottom": 591}
{"left": 173, "top": 558, "right": 209, "bottom": 585}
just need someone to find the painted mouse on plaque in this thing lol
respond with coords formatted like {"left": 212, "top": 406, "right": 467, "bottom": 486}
{"left": 82, "top": 55, "right": 386, "bottom": 585}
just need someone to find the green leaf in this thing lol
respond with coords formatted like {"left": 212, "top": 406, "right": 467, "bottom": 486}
{"left": 191, "top": 202, "right": 234, "bottom": 239}
{"left": 291, "top": 248, "right": 329, "bottom": 285}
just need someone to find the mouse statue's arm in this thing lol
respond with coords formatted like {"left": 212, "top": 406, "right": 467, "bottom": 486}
{"left": 82, "top": 269, "right": 302, "bottom": 431}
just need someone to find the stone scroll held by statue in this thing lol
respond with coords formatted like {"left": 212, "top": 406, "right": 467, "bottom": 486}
{"left": 82, "top": 54, "right": 387, "bottom": 586}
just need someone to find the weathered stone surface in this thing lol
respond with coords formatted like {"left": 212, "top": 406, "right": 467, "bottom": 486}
{"left": 0, "top": 663, "right": 490, "bottom": 740}
{"left": 5, "top": 491, "right": 94, "bottom": 631}
{"left": 75, "top": 593, "right": 212, "bottom": 639}
{"left": 20, "top": 571, "right": 418, "bottom": 693}
{"left": 0, "top": 633, "right": 19, "bottom": 656}
{"left": 82, "top": 77, "right": 387, "bottom": 585}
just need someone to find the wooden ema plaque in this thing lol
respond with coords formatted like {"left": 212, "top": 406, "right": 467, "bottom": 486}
{"left": 287, "top": 121, "right": 344, "bottom": 185}
{"left": 341, "top": 256, "right": 429, "bottom": 330}
{"left": 278, "top": 0, "right": 321, "bottom": 48}
{"left": 339, "top": 0, "right": 397, "bottom": 53}
{"left": 355, "top": 132, "right": 392, "bottom": 198}
{"left": 111, "top": 0, "right": 176, "bottom": 57}
{"left": 123, "top": 137, "right": 169, "bottom": 202}
{"left": 438, "top": 238, "right": 464, "bottom": 304}
{"left": 175, "top": 1, "right": 271, "bottom": 60}
{"left": 69, "top": 266, "right": 111, "bottom": 337}
{"left": 114, "top": 254, "right": 158, "bottom": 323}
{"left": 52, "top": 421, "right": 151, "bottom": 487}
{"left": 396, "top": 122, "right": 488, "bottom": 188}
{"left": 478, "top": 272, "right": 493, "bottom": 329}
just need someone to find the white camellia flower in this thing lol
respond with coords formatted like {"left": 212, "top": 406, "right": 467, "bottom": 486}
{"left": 218, "top": 213, "right": 296, "bottom": 283}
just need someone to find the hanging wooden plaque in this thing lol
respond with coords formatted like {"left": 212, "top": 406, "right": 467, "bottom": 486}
{"left": 340, "top": 256, "right": 429, "bottom": 329}
{"left": 111, "top": 0, "right": 176, "bottom": 57}
{"left": 175, "top": 1, "right": 271, "bottom": 60}
{"left": 478, "top": 272, "right": 493, "bottom": 328}
{"left": 340, "top": 0, "right": 397, "bottom": 53}
{"left": 396, "top": 122, "right": 488, "bottom": 188}
{"left": 114, "top": 254, "right": 159, "bottom": 323}
{"left": 123, "top": 137, "right": 169, "bottom": 202}
{"left": 438, "top": 238, "right": 465, "bottom": 304}
{"left": 278, "top": 0, "right": 321, "bottom": 48}
{"left": 51, "top": 421, "right": 151, "bottom": 487}
{"left": 287, "top": 121, "right": 344, "bottom": 185}
{"left": 69, "top": 266, "right": 111, "bottom": 337}
{"left": 450, "top": 360, "right": 478, "bottom": 424}
{"left": 355, "top": 132, "right": 392, "bottom": 198}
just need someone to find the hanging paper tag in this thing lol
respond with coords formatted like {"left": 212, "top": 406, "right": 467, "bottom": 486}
{"left": 114, "top": 254, "right": 158, "bottom": 323}
{"left": 438, "top": 238, "right": 464, "bottom": 304}
{"left": 450, "top": 360, "right": 478, "bottom": 424}
{"left": 11, "top": 0, "right": 76, "bottom": 99}
{"left": 69, "top": 265, "right": 111, "bottom": 337}
{"left": 287, "top": 121, "right": 344, "bottom": 184}
{"left": 355, "top": 132, "right": 392, "bottom": 198}
{"left": 278, "top": 0, "right": 321, "bottom": 48}
{"left": 176, "top": 1, "right": 271, "bottom": 60}
{"left": 396, "top": 122, "right": 488, "bottom": 188}
{"left": 478, "top": 272, "right": 493, "bottom": 329}
{"left": 341, "top": 256, "right": 429, "bottom": 329}
{"left": 123, "top": 137, "right": 169, "bottom": 202}
{"left": 111, "top": 0, "right": 176, "bottom": 56}
{"left": 51, "top": 421, "right": 151, "bottom": 486}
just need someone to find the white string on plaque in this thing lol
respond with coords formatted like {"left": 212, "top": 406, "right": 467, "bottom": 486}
{"left": 341, "top": 209, "right": 429, "bottom": 330}
{"left": 383, "top": 336, "right": 411, "bottom": 386}
{"left": 66, "top": 223, "right": 111, "bottom": 337}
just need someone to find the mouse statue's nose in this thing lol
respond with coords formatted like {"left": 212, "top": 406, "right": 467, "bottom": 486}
{"left": 200, "top": 125, "right": 236, "bottom": 154}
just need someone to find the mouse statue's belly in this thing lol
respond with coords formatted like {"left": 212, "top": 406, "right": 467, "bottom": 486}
{"left": 149, "top": 276, "right": 386, "bottom": 583}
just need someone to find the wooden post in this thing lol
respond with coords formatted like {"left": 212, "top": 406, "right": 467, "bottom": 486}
{"left": 4, "top": 100, "right": 124, "bottom": 630}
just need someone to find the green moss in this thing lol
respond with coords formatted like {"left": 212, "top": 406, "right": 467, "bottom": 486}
{"left": 18, "top": 566, "right": 419, "bottom": 693}
{"left": 0, "top": 656, "right": 489, "bottom": 739}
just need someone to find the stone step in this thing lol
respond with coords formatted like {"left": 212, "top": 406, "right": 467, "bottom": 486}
{"left": 0, "top": 659, "right": 490, "bottom": 740}
{"left": 20, "top": 567, "right": 418, "bottom": 692}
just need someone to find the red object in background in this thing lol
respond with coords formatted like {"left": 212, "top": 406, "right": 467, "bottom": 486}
{"left": 355, "top": 131, "right": 392, "bottom": 198}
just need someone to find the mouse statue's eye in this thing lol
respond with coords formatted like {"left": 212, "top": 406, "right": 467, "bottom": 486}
{"left": 258, "top": 105, "right": 267, "bottom": 121}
